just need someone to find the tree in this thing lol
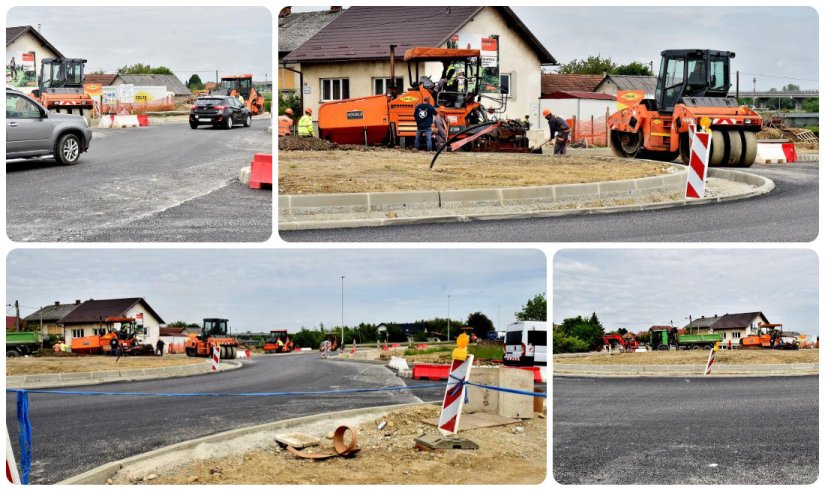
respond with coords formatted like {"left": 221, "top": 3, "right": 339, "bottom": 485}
{"left": 466, "top": 312, "right": 494, "bottom": 337}
{"left": 557, "top": 314, "right": 605, "bottom": 352}
{"left": 617, "top": 327, "right": 628, "bottom": 335}
{"left": 118, "top": 63, "right": 174, "bottom": 75}
{"left": 166, "top": 321, "right": 201, "bottom": 329}
{"left": 613, "top": 61, "right": 653, "bottom": 76}
{"left": 802, "top": 98, "right": 818, "bottom": 112}
{"left": 782, "top": 83, "right": 801, "bottom": 91}
{"left": 278, "top": 92, "right": 301, "bottom": 116}
{"left": 553, "top": 326, "right": 589, "bottom": 354}
{"left": 291, "top": 327, "right": 325, "bottom": 348}
{"left": 516, "top": 293, "right": 547, "bottom": 321}
{"left": 385, "top": 324, "right": 407, "bottom": 342}
{"left": 559, "top": 55, "right": 616, "bottom": 75}
{"left": 187, "top": 74, "right": 205, "bottom": 91}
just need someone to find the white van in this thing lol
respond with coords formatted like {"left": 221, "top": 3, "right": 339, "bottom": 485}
{"left": 503, "top": 321, "right": 547, "bottom": 366}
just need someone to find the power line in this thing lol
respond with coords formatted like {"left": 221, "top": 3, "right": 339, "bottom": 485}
{"left": 739, "top": 72, "right": 819, "bottom": 83}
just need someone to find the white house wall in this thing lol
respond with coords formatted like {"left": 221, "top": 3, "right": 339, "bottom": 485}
{"left": 6, "top": 31, "right": 61, "bottom": 94}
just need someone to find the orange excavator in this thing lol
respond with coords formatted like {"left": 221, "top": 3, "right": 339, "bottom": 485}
{"left": 602, "top": 333, "right": 639, "bottom": 352}
{"left": 29, "top": 57, "right": 94, "bottom": 124}
{"left": 608, "top": 49, "right": 762, "bottom": 167}
{"left": 213, "top": 74, "right": 266, "bottom": 115}
{"left": 185, "top": 318, "right": 240, "bottom": 359}
{"left": 263, "top": 330, "right": 295, "bottom": 353}
{"left": 318, "top": 45, "right": 529, "bottom": 154}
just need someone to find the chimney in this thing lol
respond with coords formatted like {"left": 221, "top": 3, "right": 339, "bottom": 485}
{"left": 278, "top": 7, "right": 292, "bottom": 17}
{"left": 75, "top": 300, "right": 81, "bottom": 305}
{"left": 37, "top": 24, "right": 41, "bottom": 32}
{"left": 54, "top": 301, "right": 60, "bottom": 306}
{"left": 330, "top": 6, "right": 342, "bottom": 12}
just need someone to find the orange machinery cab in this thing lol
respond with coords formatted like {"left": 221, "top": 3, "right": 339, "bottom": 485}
{"left": 318, "top": 47, "right": 482, "bottom": 145}
{"left": 70, "top": 316, "right": 136, "bottom": 354}
{"left": 263, "top": 330, "right": 293, "bottom": 353}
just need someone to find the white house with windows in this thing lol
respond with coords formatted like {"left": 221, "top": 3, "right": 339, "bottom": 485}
{"left": 58, "top": 297, "right": 165, "bottom": 346}
{"left": 684, "top": 311, "right": 771, "bottom": 344}
{"left": 282, "top": 6, "right": 555, "bottom": 132}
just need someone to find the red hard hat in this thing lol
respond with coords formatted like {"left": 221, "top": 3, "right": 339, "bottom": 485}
{"left": 305, "top": 107, "right": 313, "bottom": 115}
{"left": 542, "top": 108, "right": 551, "bottom": 117}
{"left": 285, "top": 108, "right": 294, "bottom": 116}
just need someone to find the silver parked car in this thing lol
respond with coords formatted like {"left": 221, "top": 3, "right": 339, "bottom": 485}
{"left": 6, "top": 87, "right": 92, "bottom": 165}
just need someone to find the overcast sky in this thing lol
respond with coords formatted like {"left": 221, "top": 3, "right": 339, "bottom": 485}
{"left": 6, "top": 249, "right": 546, "bottom": 333}
{"left": 7, "top": 7, "right": 272, "bottom": 84}
{"left": 554, "top": 249, "right": 818, "bottom": 336}
{"left": 288, "top": 5, "right": 818, "bottom": 90}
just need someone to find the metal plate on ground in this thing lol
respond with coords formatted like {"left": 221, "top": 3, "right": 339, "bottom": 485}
{"left": 414, "top": 434, "right": 479, "bottom": 451}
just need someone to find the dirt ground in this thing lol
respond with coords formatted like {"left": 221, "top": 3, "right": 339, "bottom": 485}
{"left": 122, "top": 404, "right": 546, "bottom": 485}
{"left": 5, "top": 355, "right": 204, "bottom": 376}
{"left": 278, "top": 144, "right": 670, "bottom": 194}
{"left": 553, "top": 349, "right": 819, "bottom": 366}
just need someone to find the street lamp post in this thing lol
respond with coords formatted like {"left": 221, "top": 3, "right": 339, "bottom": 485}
{"left": 447, "top": 295, "right": 451, "bottom": 342}
{"left": 341, "top": 276, "right": 345, "bottom": 351}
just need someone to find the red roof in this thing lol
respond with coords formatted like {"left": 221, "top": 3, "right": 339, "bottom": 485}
{"left": 543, "top": 90, "right": 616, "bottom": 101}
{"left": 7, "top": 316, "right": 18, "bottom": 330}
{"left": 541, "top": 74, "right": 604, "bottom": 97}
{"left": 84, "top": 73, "right": 118, "bottom": 86}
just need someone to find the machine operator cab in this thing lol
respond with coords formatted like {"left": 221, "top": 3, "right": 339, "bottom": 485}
{"left": 654, "top": 49, "right": 733, "bottom": 113}
{"left": 403, "top": 47, "right": 482, "bottom": 110}
{"left": 37, "top": 58, "right": 86, "bottom": 92}
{"left": 202, "top": 318, "right": 229, "bottom": 340}
{"left": 218, "top": 75, "right": 253, "bottom": 100}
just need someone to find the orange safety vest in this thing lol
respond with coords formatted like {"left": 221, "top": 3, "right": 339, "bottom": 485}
{"left": 278, "top": 115, "right": 293, "bottom": 136}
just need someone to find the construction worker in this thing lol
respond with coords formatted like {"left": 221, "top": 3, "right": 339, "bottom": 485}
{"left": 297, "top": 107, "right": 315, "bottom": 138}
{"left": 156, "top": 338, "right": 165, "bottom": 356}
{"left": 413, "top": 97, "right": 437, "bottom": 151}
{"left": 110, "top": 337, "right": 119, "bottom": 356}
{"left": 278, "top": 108, "right": 294, "bottom": 137}
{"left": 433, "top": 107, "right": 449, "bottom": 150}
{"left": 543, "top": 108, "right": 570, "bottom": 156}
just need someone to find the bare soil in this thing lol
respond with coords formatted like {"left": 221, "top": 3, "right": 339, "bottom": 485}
{"left": 278, "top": 145, "right": 670, "bottom": 194}
{"left": 553, "top": 349, "right": 819, "bottom": 366}
{"left": 5, "top": 355, "right": 204, "bottom": 376}
{"left": 122, "top": 404, "right": 546, "bottom": 485}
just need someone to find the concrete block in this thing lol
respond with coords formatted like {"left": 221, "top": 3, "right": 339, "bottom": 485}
{"left": 239, "top": 166, "right": 251, "bottom": 185}
{"left": 440, "top": 188, "right": 502, "bottom": 205}
{"left": 634, "top": 176, "right": 666, "bottom": 191}
{"left": 290, "top": 193, "right": 369, "bottom": 210}
{"left": 60, "top": 372, "right": 95, "bottom": 382}
{"left": 465, "top": 367, "right": 534, "bottom": 419}
{"left": 369, "top": 190, "right": 440, "bottom": 210}
{"left": 598, "top": 179, "right": 637, "bottom": 197}
{"left": 553, "top": 182, "right": 600, "bottom": 201}
{"left": 500, "top": 185, "right": 555, "bottom": 203}
{"left": 464, "top": 367, "right": 501, "bottom": 415}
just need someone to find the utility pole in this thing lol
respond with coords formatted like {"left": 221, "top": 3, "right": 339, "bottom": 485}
{"left": 447, "top": 295, "right": 451, "bottom": 342}
{"left": 15, "top": 300, "right": 20, "bottom": 331}
{"left": 497, "top": 305, "right": 501, "bottom": 333}
{"left": 341, "top": 276, "right": 345, "bottom": 351}
{"left": 216, "top": 70, "right": 219, "bottom": 86}
{"left": 735, "top": 70, "right": 739, "bottom": 100}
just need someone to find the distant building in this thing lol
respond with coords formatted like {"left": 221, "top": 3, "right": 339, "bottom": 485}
{"left": 541, "top": 74, "right": 604, "bottom": 97}
{"left": 23, "top": 300, "right": 82, "bottom": 337}
{"left": 684, "top": 311, "right": 770, "bottom": 343}
{"left": 6, "top": 25, "right": 64, "bottom": 91}
{"left": 278, "top": 6, "right": 344, "bottom": 95}
{"left": 59, "top": 297, "right": 165, "bottom": 346}
{"left": 594, "top": 74, "right": 658, "bottom": 96}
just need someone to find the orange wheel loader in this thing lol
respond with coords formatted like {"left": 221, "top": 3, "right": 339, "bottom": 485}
{"left": 608, "top": 49, "right": 762, "bottom": 167}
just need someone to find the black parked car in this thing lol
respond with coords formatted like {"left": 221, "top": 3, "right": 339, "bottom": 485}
{"left": 189, "top": 95, "right": 252, "bottom": 129}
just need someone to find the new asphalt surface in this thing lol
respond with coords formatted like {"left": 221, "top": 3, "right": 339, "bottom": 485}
{"left": 553, "top": 375, "right": 818, "bottom": 484}
{"left": 5, "top": 353, "right": 443, "bottom": 484}
{"left": 281, "top": 162, "right": 818, "bottom": 242}
{"left": 6, "top": 121, "right": 272, "bottom": 242}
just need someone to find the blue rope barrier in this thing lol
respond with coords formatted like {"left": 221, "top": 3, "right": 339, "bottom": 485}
{"left": 447, "top": 373, "right": 547, "bottom": 399}
{"left": 16, "top": 391, "right": 32, "bottom": 485}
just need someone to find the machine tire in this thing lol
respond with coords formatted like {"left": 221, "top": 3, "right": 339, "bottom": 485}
{"left": 185, "top": 347, "right": 196, "bottom": 357}
{"left": 741, "top": 131, "right": 757, "bottom": 167}
{"left": 55, "top": 133, "right": 81, "bottom": 165}
{"left": 726, "top": 129, "right": 744, "bottom": 166}
{"left": 229, "top": 346, "right": 237, "bottom": 359}
{"left": 609, "top": 129, "right": 628, "bottom": 158}
{"left": 703, "top": 345, "right": 713, "bottom": 350}
{"left": 243, "top": 114, "right": 252, "bottom": 128}
{"left": 224, "top": 115, "right": 233, "bottom": 130}
{"left": 7, "top": 349, "right": 21, "bottom": 358}
{"left": 709, "top": 130, "right": 726, "bottom": 166}
{"left": 190, "top": 122, "right": 198, "bottom": 129}
{"left": 657, "top": 345, "right": 669, "bottom": 351}
{"left": 679, "top": 132, "right": 691, "bottom": 164}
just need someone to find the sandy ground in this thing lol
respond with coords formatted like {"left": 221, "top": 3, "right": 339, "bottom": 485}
{"left": 116, "top": 404, "right": 546, "bottom": 485}
{"left": 278, "top": 147, "right": 670, "bottom": 194}
{"left": 5, "top": 355, "right": 204, "bottom": 376}
{"left": 553, "top": 349, "right": 819, "bottom": 366}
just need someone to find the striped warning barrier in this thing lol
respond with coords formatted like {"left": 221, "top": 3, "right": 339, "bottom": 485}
{"left": 6, "top": 426, "right": 20, "bottom": 484}
{"left": 755, "top": 142, "right": 788, "bottom": 164}
{"left": 704, "top": 341, "right": 721, "bottom": 375}
{"left": 98, "top": 115, "right": 115, "bottom": 128}
{"left": 438, "top": 354, "right": 474, "bottom": 435}
{"left": 211, "top": 344, "right": 220, "bottom": 372}
{"left": 685, "top": 125, "right": 711, "bottom": 198}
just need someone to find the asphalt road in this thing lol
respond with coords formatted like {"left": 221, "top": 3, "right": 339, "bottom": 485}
{"left": 6, "top": 354, "right": 444, "bottom": 484}
{"left": 6, "top": 121, "right": 272, "bottom": 242}
{"left": 553, "top": 375, "right": 818, "bottom": 484}
{"left": 281, "top": 162, "right": 818, "bottom": 242}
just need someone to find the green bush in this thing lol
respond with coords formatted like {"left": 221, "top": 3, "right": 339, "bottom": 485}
{"left": 553, "top": 331, "right": 589, "bottom": 354}
{"left": 469, "top": 344, "right": 503, "bottom": 359}
{"left": 263, "top": 92, "right": 272, "bottom": 113}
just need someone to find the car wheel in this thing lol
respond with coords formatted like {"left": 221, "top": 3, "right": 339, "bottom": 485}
{"left": 190, "top": 122, "right": 198, "bottom": 129}
{"left": 224, "top": 115, "right": 233, "bottom": 130}
{"left": 55, "top": 133, "right": 81, "bottom": 165}
{"left": 243, "top": 114, "right": 252, "bottom": 127}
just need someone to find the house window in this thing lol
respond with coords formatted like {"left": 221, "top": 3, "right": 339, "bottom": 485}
{"left": 373, "top": 77, "right": 404, "bottom": 95}
{"left": 93, "top": 328, "right": 107, "bottom": 336}
{"left": 71, "top": 329, "right": 85, "bottom": 338}
{"left": 733, "top": 332, "right": 741, "bottom": 339}
{"left": 321, "top": 78, "right": 350, "bottom": 101}
{"left": 500, "top": 73, "right": 512, "bottom": 98}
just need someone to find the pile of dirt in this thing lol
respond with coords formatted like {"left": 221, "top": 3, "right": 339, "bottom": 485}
{"left": 279, "top": 150, "right": 670, "bottom": 194}
{"left": 121, "top": 404, "right": 546, "bottom": 485}
{"left": 553, "top": 349, "right": 819, "bottom": 366}
{"left": 278, "top": 136, "right": 377, "bottom": 152}
{"left": 6, "top": 356, "right": 204, "bottom": 376}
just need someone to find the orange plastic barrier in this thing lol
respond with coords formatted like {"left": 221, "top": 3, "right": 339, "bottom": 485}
{"left": 412, "top": 363, "right": 450, "bottom": 380}
{"left": 415, "top": 343, "right": 429, "bottom": 350}
{"left": 249, "top": 153, "right": 272, "bottom": 189}
{"left": 781, "top": 142, "right": 797, "bottom": 163}
{"left": 137, "top": 114, "right": 150, "bottom": 127}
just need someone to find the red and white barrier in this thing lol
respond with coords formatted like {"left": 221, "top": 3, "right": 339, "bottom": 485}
{"left": 438, "top": 354, "right": 474, "bottom": 435}
{"left": 755, "top": 142, "right": 788, "bottom": 164}
{"left": 704, "top": 341, "right": 720, "bottom": 375}
{"left": 685, "top": 125, "right": 710, "bottom": 199}
{"left": 113, "top": 115, "right": 140, "bottom": 128}
{"left": 211, "top": 344, "right": 221, "bottom": 372}
{"left": 6, "top": 426, "right": 20, "bottom": 484}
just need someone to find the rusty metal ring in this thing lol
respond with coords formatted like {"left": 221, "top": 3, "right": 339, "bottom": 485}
{"left": 287, "top": 425, "right": 361, "bottom": 460}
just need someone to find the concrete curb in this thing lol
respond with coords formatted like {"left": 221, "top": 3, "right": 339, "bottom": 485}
{"left": 278, "top": 164, "right": 775, "bottom": 231}
{"left": 553, "top": 362, "right": 818, "bottom": 377}
{"left": 59, "top": 401, "right": 433, "bottom": 484}
{"left": 796, "top": 154, "right": 818, "bottom": 162}
{"left": 6, "top": 359, "right": 242, "bottom": 389}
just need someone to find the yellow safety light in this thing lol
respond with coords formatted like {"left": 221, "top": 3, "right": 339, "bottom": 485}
{"left": 713, "top": 341, "right": 720, "bottom": 352}
{"left": 699, "top": 117, "right": 712, "bottom": 134}
{"left": 451, "top": 333, "right": 470, "bottom": 361}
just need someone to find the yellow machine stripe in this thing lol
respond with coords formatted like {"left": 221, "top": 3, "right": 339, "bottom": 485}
{"left": 650, "top": 132, "right": 671, "bottom": 137}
